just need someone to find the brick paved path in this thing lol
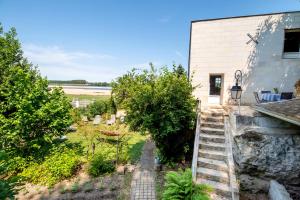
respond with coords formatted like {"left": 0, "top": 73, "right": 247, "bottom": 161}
{"left": 131, "top": 140, "right": 156, "bottom": 200}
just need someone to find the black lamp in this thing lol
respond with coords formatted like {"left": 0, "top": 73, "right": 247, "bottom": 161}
{"left": 230, "top": 70, "right": 243, "bottom": 100}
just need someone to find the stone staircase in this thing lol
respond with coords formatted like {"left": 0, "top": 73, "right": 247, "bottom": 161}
{"left": 195, "top": 106, "right": 237, "bottom": 199}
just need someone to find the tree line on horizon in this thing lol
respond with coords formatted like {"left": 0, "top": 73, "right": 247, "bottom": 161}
{"left": 49, "top": 79, "right": 111, "bottom": 86}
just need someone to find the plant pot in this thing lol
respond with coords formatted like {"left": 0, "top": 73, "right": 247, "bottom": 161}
{"left": 296, "top": 88, "right": 300, "bottom": 97}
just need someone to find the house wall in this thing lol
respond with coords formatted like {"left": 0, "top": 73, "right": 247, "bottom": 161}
{"left": 189, "top": 12, "right": 300, "bottom": 106}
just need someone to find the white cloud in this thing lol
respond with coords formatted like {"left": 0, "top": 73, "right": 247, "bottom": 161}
{"left": 22, "top": 44, "right": 163, "bottom": 82}
{"left": 23, "top": 44, "right": 114, "bottom": 67}
{"left": 23, "top": 44, "right": 118, "bottom": 81}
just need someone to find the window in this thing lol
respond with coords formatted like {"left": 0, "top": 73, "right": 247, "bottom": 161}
{"left": 283, "top": 29, "right": 300, "bottom": 58}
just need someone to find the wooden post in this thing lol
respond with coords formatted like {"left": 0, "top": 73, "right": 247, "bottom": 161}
{"left": 92, "top": 142, "right": 95, "bottom": 157}
{"left": 116, "top": 134, "right": 119, "bottom": 166}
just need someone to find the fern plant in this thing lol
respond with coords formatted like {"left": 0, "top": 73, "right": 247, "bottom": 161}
{"left": 162, "top": 169, "right": 212, "bottom": 200}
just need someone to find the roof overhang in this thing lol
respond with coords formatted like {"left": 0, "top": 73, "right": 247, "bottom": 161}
{"left": 253, "top": 99, "right": 300, "bottom": 126}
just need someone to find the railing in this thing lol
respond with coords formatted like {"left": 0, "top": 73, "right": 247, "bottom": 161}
{"left": 224, "top": 114, "right": 239, "bottom": 200}
{"left": 192, "top": 100, "right": 201, "bottom": 182}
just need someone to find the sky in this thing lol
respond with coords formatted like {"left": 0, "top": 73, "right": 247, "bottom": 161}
{"left": 0, "top": 0, "right": 299, "bottom": 82}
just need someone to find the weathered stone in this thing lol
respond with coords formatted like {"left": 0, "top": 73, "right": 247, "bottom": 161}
{"left": 82, "top": 116, "right": 88, "bottom": 122}
{"left": 269, "top": 180, "right": 292, "bottom": 200}
{"left": 93, "top": 115, "right": 101, "bottom": 125}
{"left": 234, "top": 128, "right": 300, "bottom": 180}
{"left": 239, "top": 192, "right": 269, "bottom": 200}
{"left": 125, "top": 164, "right": 135, "bottom": 173}
{"left": 233, "top": 127, "right": 300, "bottom": 196}
{"left": 239, "top": 174, "right": 269, "bottom": 193}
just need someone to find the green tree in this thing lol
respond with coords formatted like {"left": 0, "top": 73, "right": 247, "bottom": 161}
{"left": 112, "top": 64, "right": 196, "bottom": 162}
{"left": 88, "top": 100, "right": 107, "bottom": 117}
{"left": 0, "top": 24, "right": 72, "bottom": 157}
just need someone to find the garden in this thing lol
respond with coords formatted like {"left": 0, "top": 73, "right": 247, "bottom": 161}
{"left": 0, "top": 24, "right": 212, "bottom": 200}
{"left": 1, "top": 94, "right": 147, "bottom": 200}
{"left": 0, "top": 25, "right": 146, "bottom": 200}
{"left": 15, "top": 120, "right": 147, "bottom": 199}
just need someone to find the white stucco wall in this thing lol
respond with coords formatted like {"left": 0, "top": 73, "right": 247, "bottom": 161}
{"left": 189, "top": 12, "right": 300, "bottom": 106}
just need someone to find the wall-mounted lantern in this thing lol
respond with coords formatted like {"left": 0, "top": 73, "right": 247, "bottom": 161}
{"left": 230, "top": 70, "right": 243, "bottom": 100}
{"left": 230, "top": 70, "right": 242, "bottom": 114}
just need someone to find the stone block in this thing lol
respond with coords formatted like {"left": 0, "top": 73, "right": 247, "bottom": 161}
{"left": 269, "top": 180, "right": 292, "bottom": 200}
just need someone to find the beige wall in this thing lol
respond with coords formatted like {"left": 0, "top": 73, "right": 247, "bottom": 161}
{"left": 189, "top": 12, "right": 300, "bottom": 106}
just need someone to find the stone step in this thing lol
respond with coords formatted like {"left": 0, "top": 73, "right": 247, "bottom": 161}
{"left": 198, "top": 149, "right": 227, "bottom": 161}
{"left": 200, "top": 133, "right": 225, "bottom": 143}
{"left": 199, "top": 140, "right": 226, "bottom": 151}
{"left": 201, "top": 125, "right": 224, "bottom": 135}
{"left": 201, "top": 111, "right": 224, "bottom": 117}
{"left": 198, "top": 157, "right": 228, "bottom": 172}
{"left": 201, "top": 123, "right": 224, "bottom": 130}
{"left": 197, "top": 167, "right": 229, "bottom": 184}
{"left": 206, "top": 105, "right": 224, "bottom": 109}
{"left": 196, "top": 178, "right": 232, "bottom": 198}
{"left": 201, "top": 116, "right": 224, "bottom": 123}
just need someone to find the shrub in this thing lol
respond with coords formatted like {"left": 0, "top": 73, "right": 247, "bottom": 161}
{"left": 20, "top": 146, "right": 81, "bottom": 186}
{"left": 0, "top": 180, "right": 17, "bottom": 200}
{"left": 112, "top": 64, "right": 196, "bottom": 162}
{"left": 83, "top": 181, "right": 94, "bottom": 192}
{"left": 6, "top": 156, "right": 28, "bottom": 174}
{"left": 71, "top": 108, "right": 82, "bottom": 125}
{"left": 71, "top": 182, "right": 80, "bottom": 193}
{"left": 107, "top": 95, "right": 117, "bottom": 114}
{"left": 162, "top": 169, "right": 212, "bottom": 200}
{"left": 88, "top": 154, "right": 115, "bottom": 177}
{"left": 0, "top": 151, "right": 19, "bottom": 199}
{"left": 88, "top": 100, "right": 108, "bottom": 117}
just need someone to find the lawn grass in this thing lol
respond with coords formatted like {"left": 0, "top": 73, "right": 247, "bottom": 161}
{"left": 65, "top": 94, "right": 110, "bottom": 101}
{"left": 67, "top": 122, "right": 147, "bottom": 164}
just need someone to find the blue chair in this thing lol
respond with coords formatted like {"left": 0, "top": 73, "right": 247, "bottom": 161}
{"left": 261, "top": 91, "right": 271, "bottom": 94}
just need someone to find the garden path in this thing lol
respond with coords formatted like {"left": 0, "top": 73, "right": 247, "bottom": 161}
{"left": 130, "top": 140, "right": 156, "bottom": 200}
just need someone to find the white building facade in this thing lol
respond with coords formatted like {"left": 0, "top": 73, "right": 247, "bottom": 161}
{"left": 188, "top": 11, "right": 300, "bottom": 106}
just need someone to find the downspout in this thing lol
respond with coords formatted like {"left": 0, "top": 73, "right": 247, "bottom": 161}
{"left": 187, "top": 22, "right": 193, "bottom": 81}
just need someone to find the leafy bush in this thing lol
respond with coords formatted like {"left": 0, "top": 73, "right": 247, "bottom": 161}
{"left": 88, "top": 100, "right": 108, "bottom": 117}
{"left": 0, "top": 25, "right": 73, "bottom": 157}
{"left": 20, "top": 145, "right": 82, "bottom": 186}
{"left": 71, "top": 108, "right": 82, "bottom": 125}
{"left": 0, "top": 180, "right": 15, "bottom": 200}
{"left": 6, "top": 156, "right": 28, "bottom": 174}
{"left": 88, "top": 154, "right": 115, "bottom": 177}
{"left": 0, "top": 151, "right": 19, "bottom": 199}
{"left": 162, "top": 169, "right": 212, "bottom": 200}
{"left": 108, "top": 95, "right": 117, "bottom": 114}
{"left": 112, "top": 64, "right": 196, "bottom": 162}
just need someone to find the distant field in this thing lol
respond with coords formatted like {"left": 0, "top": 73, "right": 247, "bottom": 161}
{"left": 66, "top": 94, "right": 110, "bottom": 101}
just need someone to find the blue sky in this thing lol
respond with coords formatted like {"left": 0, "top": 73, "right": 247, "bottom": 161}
{"left": 0, "top": 0, "right": 299, "bottom": 82}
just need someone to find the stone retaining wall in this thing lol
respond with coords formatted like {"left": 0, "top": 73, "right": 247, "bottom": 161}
{"left": 227, "top": 106, "right": 300, "bottom": 199}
